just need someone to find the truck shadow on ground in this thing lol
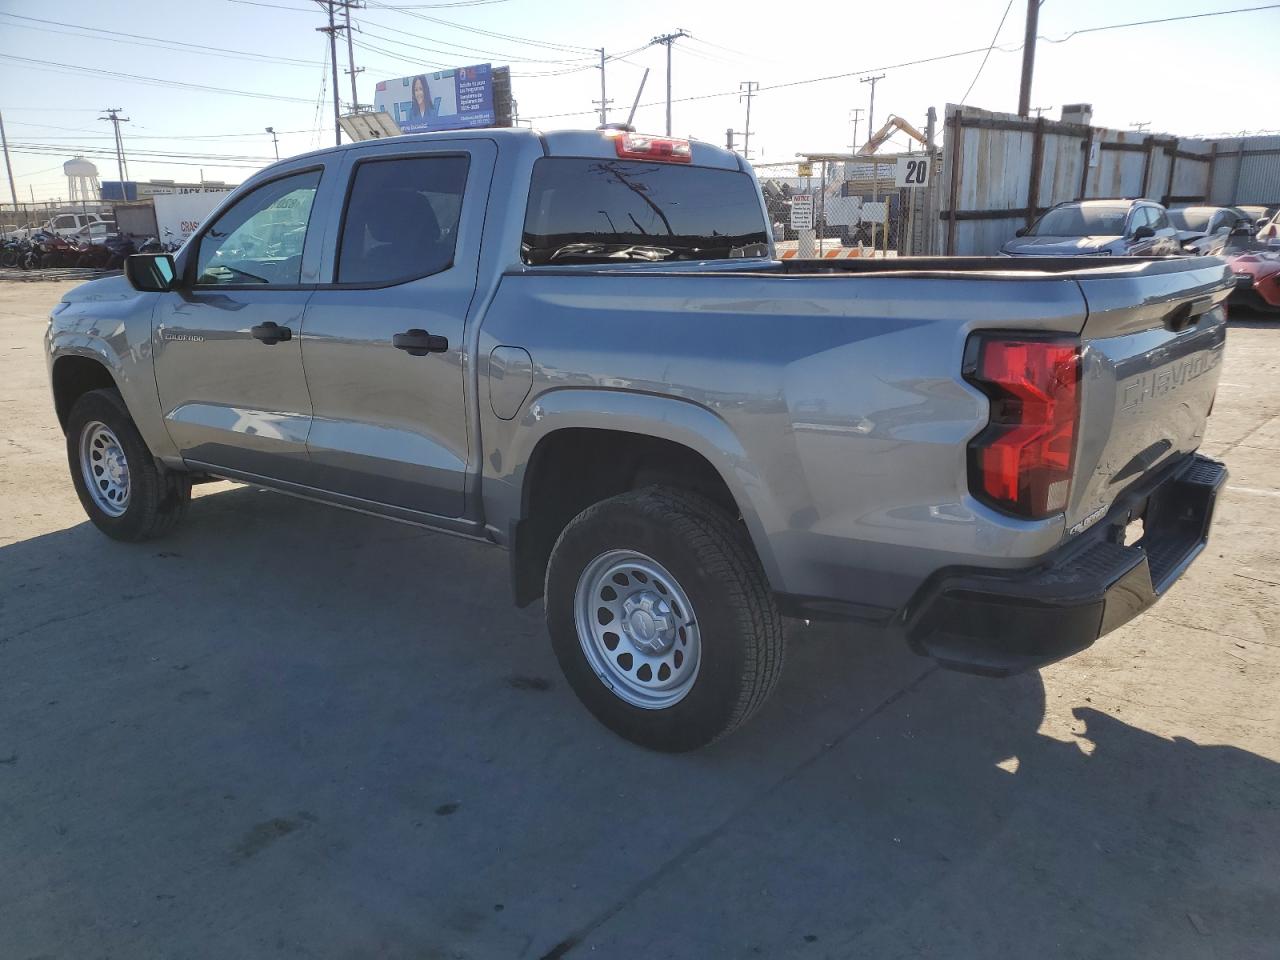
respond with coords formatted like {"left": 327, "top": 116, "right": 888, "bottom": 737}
{"left": 1, "top": 484, "right": 1277, "bottom": 958}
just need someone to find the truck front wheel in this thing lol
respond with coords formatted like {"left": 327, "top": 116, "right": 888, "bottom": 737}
{"left": 545, "top": 487, "right": 785, "bottom": 752}
{"left": 65, "top": 388, "right": 190, "bottom": 541}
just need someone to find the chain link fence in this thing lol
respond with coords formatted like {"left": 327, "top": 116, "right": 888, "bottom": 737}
{"left": 753, "top": 153, "right": 941, "bottom": 258}
{"left": 1, "top": 201, "right": 118, "bottom": 239}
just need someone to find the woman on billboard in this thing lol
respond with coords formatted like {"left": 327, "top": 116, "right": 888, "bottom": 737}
{"left": 408, "top": 75, "right": 441, "bottom": 124}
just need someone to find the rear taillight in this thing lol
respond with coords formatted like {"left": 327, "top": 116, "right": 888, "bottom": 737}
{"left": 964, "top": 336, "right": 1081, "bottom": 519}
{"left": 611, "top": 132, "right": 692, "bottom": 163}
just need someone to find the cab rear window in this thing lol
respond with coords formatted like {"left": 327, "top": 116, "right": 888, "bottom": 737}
{"left": 522, "top": 158, "right": 770, "bottom": 265}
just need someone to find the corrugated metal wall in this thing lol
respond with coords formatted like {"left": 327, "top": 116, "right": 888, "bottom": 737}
{"left": 1208, "top": 135, "right": 1280, "bottom": 205}
{"left": 938, "top": 104, "right": 1279, "bottom": 255}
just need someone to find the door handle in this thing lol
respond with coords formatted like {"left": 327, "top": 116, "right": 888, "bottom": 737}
{"left": 251, "top": 321, "right": 292, "bottom": 345}
{"left": 392, "top": 328, "right": 449, "bottom": 356}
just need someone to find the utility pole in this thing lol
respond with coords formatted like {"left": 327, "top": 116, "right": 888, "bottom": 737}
{"left": 317, "top": 1, "right": 343, "bottom": 146}
{"left": 651, "top": 29, "right": 690, "bottom": 136}
{"left": 593, "top": 48, "right": 613, "bottom": 126}
{"left": 1017, "top": 0, "right": 1039, "bottom": 117}
{"left": 343, "top": 0, "right": 364, "bottom": 112}
{"left": 266, "top": 126, "right": 280, "bottom": 160}
{"left": 860, "top": 75, "right": 884, "bottom": 140}
{"left": 739, "top": 81, "right": 758, "bottom": 159}
{"left": 99, "top": 108, "right": 129, "bottom": 186}
{"left": 1031, "top": 105, "right": 1053, "bottom": 119}
{"left": 0, "top": 109, "right": 18, "bottom": 213}
{"left": 848, "top": 107, "right": 864, "bottom": 153}
{"left": 1131, "top": 121, "right": 1151, "bottom": 133}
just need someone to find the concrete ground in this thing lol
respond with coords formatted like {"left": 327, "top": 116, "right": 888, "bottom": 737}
{"left": 1, "top": 278, "right": 1277, "bottom": 959}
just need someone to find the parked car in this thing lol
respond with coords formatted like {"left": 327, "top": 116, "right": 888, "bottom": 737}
{"left": 1227, "top": 248, "right": 1280, "bottom": 313}
{"left": 70, "top": 221, "right": 116, "bottom": 244}
{"left": 30, "top": 212, "right": 114, "bottom": 239}
{"left": 1255, "top": 208, "right": 1280, "bottom": 244}
{"left": 1000, "top": 199, "right": 1182, "bottom": 257}
{"left": 1232, "top": 204, "right": 1278, "bottom": 235}
{"left": 1167, "top": 205, "right": 1252, "bottom": 256}
{"left": 45, "top": 128, "right": 1230, "bottom": 751}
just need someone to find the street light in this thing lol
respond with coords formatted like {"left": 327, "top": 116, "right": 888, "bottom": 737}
{"left": 265, "top": 126, "right": 279, "bottom": 160}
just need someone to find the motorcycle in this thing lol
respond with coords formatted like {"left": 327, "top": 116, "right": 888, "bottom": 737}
{"left": 103, "top": 234, "right": 138, "bottom": 270}
{"left": 75, "top": 239, "right": 112, "bottom": 269}
{"left": 39, "top": 232, "right": 78, "bottom": 268}
{"left": 21, "top": 231, "right": 58, "bottom": 270}
{"left": 0, "top": 236, "right": 26, "bottom": 268}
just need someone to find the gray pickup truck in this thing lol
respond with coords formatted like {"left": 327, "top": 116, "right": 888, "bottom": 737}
{"left": 45, "top": 127, "right": 1230, "bottom": 751}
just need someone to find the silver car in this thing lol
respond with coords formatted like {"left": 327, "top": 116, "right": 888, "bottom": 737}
{"left": 1167, "top": 205, "right": 1252, "bottom": 256}
{"left": 1001, "top": 199, "right": 1181, "bottom": 257}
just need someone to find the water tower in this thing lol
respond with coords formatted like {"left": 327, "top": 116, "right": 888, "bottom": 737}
{"left": 64, "top": 157, "right": 101, "bottom": 203}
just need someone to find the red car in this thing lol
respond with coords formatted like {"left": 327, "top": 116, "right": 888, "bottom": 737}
{"left": 1227, "top": 248, "right": 1280, "bottom": 313}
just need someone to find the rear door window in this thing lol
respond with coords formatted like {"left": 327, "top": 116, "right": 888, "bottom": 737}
{"left": 522, "top": 158, "right": 770, "bottom": 264}
{"left": 335, "top": 154, "right": 469, "bottom": 285}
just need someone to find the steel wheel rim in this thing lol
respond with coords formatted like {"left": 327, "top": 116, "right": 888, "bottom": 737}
{"left": 573, "top": 549, "right": 701, "bottom": 710}
{"left": 79, "top": 420, "right": 130, "bottom": 517}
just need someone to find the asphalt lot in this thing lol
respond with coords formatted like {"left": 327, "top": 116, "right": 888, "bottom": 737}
{"left": 2, "top": 278, "right": 1278, "bottom": 959}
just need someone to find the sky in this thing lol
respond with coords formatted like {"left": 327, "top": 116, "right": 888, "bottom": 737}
{"left": 1, "top": 0, "right": 1278, "bottom": 202}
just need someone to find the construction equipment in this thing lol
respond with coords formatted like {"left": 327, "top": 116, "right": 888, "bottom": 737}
{"left": 858, "top": 115, "right": 928, "bottom": 156}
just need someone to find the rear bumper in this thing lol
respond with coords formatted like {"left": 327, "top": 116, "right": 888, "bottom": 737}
{"left": 903, "top": 454, "right": 1226, "bottom": 677}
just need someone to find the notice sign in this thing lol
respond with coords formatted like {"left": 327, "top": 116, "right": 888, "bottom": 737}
{"left": 895, "top": 155, "right": 931, "bottom": 188}
{"left": 790, "top": 194, "right": 814, "bottom": 230}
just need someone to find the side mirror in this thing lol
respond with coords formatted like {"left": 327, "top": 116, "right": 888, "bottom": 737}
{"left": 1014, "top": 227, "right": 1028, "bottom": 237}
{"left": 124, "top": 253, "right": 176, "bottom": 292}
{"left": 1257, "top": 218, "right": 1269, "bottom": 231}
{"left": 1131, "top": 225, "right": 1155, "bottom": 241}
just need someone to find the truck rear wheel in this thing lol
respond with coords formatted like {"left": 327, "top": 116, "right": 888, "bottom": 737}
{"left": 545, "top": 487, "right": 785, "bottom": 752}
{"left": 65, "top": 388, "right": 190, "bottom": 541}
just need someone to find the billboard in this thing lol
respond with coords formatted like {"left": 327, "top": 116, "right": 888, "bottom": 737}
{"left": 374, "top": 63, "right": 495, "bottom": 134}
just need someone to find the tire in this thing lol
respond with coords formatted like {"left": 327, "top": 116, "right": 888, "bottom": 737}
{"left": 65, "top": 388, "right": 190, "bottom": 541}
{"left": 545, "top": 487, "right": 785, "bottom": 752}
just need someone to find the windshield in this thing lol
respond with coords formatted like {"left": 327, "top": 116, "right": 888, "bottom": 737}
{"left": 1167, "top": 209, "right": 1213, "bottom": 231}
{"left": 1028, "top": 205, "right": 1129, "bottom": 237}
{"left": 523, "top": 158, "right": 770, "bottom": 264}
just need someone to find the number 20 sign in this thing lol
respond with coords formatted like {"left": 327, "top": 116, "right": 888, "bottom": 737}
{"left": 895, "top": 155, "right": 931, "bottom": 188}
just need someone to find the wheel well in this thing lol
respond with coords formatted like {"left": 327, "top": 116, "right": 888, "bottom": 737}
{"left": 52, "top": 356, "right": 117, "bottom": 430}
{"left": 510, "top": 428, "right": 743, "bottom": 607}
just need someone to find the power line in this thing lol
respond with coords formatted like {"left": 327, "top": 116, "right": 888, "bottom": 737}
{"left": 10, "top": 148, "right": 269, "bottom": 171}
{"left": 958, "top": 0, "right": 1014, "bottom": 105}
{"left": 1038, "top": 3, "right": 1280, "bottom": 43}
{"left": 0, "top": 53, "right": 319, "bottom": 104}
{"left": 363, "top": 0, "right": 596, "bottom": 54}
{"left": 0, "top": 12, "right": 324, "bottom": 67}
{"left": 524, "top": 4, "right": 1280, "bottom": 121}
{"left": 12, "top": 142, "right": 276, "bottom": 162}
{"left": 355, "top": 18, "right": 595, "bottom": 64}
{"left": 375, "top": 1, "right": 513, "bottom": 7}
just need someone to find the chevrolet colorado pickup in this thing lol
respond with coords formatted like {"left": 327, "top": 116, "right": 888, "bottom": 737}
{"left": 46, "top": 127, "right": 1230, "bottom": 751}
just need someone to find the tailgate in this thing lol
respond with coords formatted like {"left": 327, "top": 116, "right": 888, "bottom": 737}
{"left": 1066, "top": 258, "right": 1232, "bottom": 535}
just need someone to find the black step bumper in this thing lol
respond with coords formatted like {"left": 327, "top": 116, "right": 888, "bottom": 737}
{"left": 903, "top": 454, "right": 1227, "bottom": 677}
